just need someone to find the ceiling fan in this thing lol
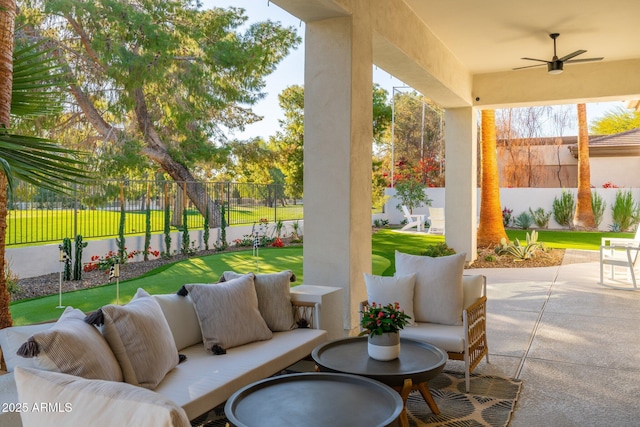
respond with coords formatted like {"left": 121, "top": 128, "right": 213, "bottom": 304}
{"left": 513, "top": 33, "right": 604, "bottom": 74}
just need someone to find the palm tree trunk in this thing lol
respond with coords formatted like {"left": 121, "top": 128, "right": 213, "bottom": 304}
{"left": 573, "top": 103, "right": 595, "bottom": 230}
{"left": 0, "top": 0, "right": 16, "bottom": 328}
{"left": 477, "top": 110, "right": 508, "bottom": 248}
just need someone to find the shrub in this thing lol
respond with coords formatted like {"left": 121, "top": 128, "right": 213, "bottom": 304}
{"left": 611, "top": 189, "right": 640, "bottom": 232}
{"left": 552, "top": 190, "right": 575, "bottom": 228}
{"left": 394, "top": 178, "right": 432, "bottom": 213}
{"left": 591, "top": 192, "right": 606, "bottom": 228}
{"left": 420, "top": 242, "right": 456, "bottom": 257}
{"left": 529, "top": 207, "right": 551, "bottom": 229}
{"left": 495, "top": 230, "right": 541, "bottom": 261}
{"left": 502, "top": 207, "right": 513, "bottom": 227}
{"left": 514, "top": 212, "right": 533, "bottom": 229}
{"left": 5, "top": 261, "right": 20, "bottom": 295}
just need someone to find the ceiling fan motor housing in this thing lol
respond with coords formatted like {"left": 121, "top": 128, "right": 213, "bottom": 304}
{"left": 547, "top": 60, "right": 564, "bottom": 74}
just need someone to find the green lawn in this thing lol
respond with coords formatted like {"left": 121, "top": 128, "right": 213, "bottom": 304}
{"left": 10, "top": 228, "right": 631, "bottom": 325}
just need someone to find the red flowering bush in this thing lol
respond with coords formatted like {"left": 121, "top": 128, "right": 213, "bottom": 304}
{"left": 359, "top": 302, "right": 411, "bottom": 337}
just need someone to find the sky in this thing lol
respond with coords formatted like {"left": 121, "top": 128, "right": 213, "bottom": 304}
{"left": 205, "top": 0, "right": 626, "bottom": 140}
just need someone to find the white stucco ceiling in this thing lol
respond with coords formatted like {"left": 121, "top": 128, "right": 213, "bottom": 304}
{"left": 272, "top": 0, "right": 640, "bottom": 107}
{"left": 405, "top": 0, "right": 640, "bottom": 75}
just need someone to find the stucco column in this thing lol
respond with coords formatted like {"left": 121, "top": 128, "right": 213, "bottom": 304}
{"left": 444, "top": 107, "right": 478, "bottom": 263}
{"left": 304, "top": 13, "right": 373, "bottom": 334}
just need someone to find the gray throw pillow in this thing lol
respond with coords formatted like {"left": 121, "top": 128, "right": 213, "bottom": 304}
{"left": 221, "top": 270, "right": 297, "bottom": 331}
{"left": 185, "top": 274, "right": 272, "bottom": 352}
{"left": 395, "top": 251, "right": 466, "bottom": 326}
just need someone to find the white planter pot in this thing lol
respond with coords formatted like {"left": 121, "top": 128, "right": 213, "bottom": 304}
{"left": 367, "top": 333, "right": 401, "bottom": 361}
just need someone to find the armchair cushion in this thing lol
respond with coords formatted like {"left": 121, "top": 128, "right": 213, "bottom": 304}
{"left": 462, "top": 275, "right": 485, "bottom": 309}
{"left": 395, "top": 251, "right": 466, "bottom": 326}
{"left": 363, "top": 273, "right": 416, "bottom": 325}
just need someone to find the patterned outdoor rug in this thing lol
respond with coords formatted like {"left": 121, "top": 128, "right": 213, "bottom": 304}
{"left": 191, "top": 371, "right": 522, "bottom": 427}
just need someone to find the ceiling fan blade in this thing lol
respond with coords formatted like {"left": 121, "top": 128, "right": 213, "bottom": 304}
{"left": 558, "top": 49, "right": 587, "bottom": 62}
{"left": 513, "top": 63, "right": 547, "bottom": 70}
{"left": 565, "top": 57, "right": 604, "bottom": 64}
{"left": 521, "top": 57, "right": 549, "bottom": 63}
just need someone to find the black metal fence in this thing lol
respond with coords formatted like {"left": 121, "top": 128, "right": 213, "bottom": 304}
{"left": 6, "top": 180, "right": 303, "bottom": 246}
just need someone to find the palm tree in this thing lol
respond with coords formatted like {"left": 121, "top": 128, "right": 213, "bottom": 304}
{"left": 0, "top": 0, "right": 17, "bottom": 329}
{"left": 477, "top": 110, "right": 508, "bottom": 247}
{"left": 0, "top": 12, "right": 90, "bottom": 328}
{"left": 573, "top": 103, "right": 595, "bottom": 230}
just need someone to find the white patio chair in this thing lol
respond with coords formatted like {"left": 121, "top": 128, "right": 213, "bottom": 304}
{"left": 427, "top": 207, "right": 445, "bottom": 235}
{"left": 600, "top": 226, "right": 640, "bottom": 290}
{"left": 400, "top": 205, "right": 425, "bottom": 232}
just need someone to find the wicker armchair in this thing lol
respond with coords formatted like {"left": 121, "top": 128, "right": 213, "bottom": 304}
{"left": 371, "top": 274, "right": 489, "bottom": 393}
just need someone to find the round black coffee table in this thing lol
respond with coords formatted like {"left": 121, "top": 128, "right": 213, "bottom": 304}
{"left": 312, "top": 337, "right": 447, "bottom": 427}
{"left": 225, "top": 372, "right": 403, "bottom": 427}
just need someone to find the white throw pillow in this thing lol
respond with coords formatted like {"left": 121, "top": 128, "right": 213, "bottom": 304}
{"left": 395, "top": 251, "right": 466, "bottom": 326}
{"left": 16, "top": 307, "right": 122, "bottom": 381}
{"left": 0, "top": 323, "right": 52, "bottom": 372}
{"left": 15, "top": 367, "right": 190, "bottom": 427}
{"left": 153, "top": 293, "right": 202, "bottom": 351}
{"left": 363, "top": 273, "right": 416, "bottom": 326}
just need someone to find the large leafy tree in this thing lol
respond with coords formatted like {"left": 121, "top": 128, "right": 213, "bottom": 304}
{"left": 573, "top": 103, "right": 595, "bottom": 229}
{"left": 388, "top": 91, "right": 444, "bottom": 186}
{"left": 590, "top": 106, "right": 640, "bottom": 135}
{"left": 269, "top": 85, "right": 304, "bottom": 200}
{"left": 477, "top": 110, "right": 507, "bottom": 248}
{"left": 20, "top": 0, "right": 300, "bottom": 222}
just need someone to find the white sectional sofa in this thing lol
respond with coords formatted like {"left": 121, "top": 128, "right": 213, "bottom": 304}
{"left": 0, "top": 272, "right": 330, "bottom": 427}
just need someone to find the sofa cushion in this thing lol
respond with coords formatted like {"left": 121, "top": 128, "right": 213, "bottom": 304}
{"left": 153, "top": 294, "right": 202, "bottom": 351}
{"left": 221, "top": 270, "right": 297, "bottom": 331}
{"left": 16, "top": 307, "right": 122, "bottom": 381}
{"left": 185, "top": 275, "right": 273, "bottom": 352}
{"left": 15, "top": 367, "right": 190, "bottom": 427}
{"left": 0, "top": 372, "right": 21, "bottom": 427}
{"left": 154, "top": 328, "right": 328, "bottom": 420}
{"left": 363, "top": 273, "right": 416, "bottom": 326}
{"left": 98, "top": 288, "right": 179, "bottom": 389}
{"left": 0, "top": 323, "right": 52, "bottom": 372}
{"left": 395, "top": 251, "right": 466, "bottom": 326}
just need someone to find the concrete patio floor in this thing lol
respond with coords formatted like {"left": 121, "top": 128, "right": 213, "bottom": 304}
{"left": 448, "top": 249, "right": 640, "bottom": 426}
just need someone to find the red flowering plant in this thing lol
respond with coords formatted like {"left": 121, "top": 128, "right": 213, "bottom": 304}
{"left": 359, "top": 302, "right": 411, "bottom": 337}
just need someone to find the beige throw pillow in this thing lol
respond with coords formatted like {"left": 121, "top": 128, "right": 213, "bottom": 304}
{"left": 395, "top": 251, "right": 466, "bottom": 326}
{"left": 221, "top": 270, "right": 297, "bottom": 331}
{"left": 99, "top": 288, "right": 179, "bottom": 389}
{"left": 153, "top": 293, "right": 202, "bottom": 351}
{"left": 15, "top": 367, "right": 190, "bottom": 427}
{"left": 185, "top": 274, "right": 272, "bottom": 352}
{"left": 364, "top": 273, "right": 416, "bottom": 326}
{"left": 16, "top": 307, "right": 122, "bottom": 381}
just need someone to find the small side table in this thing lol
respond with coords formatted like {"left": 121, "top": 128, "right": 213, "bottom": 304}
{"left": 225, "top": 372, "right": 403, "bottom": 427}
{"left": 312, "top": 337, "right": 447, "bottom": 427}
